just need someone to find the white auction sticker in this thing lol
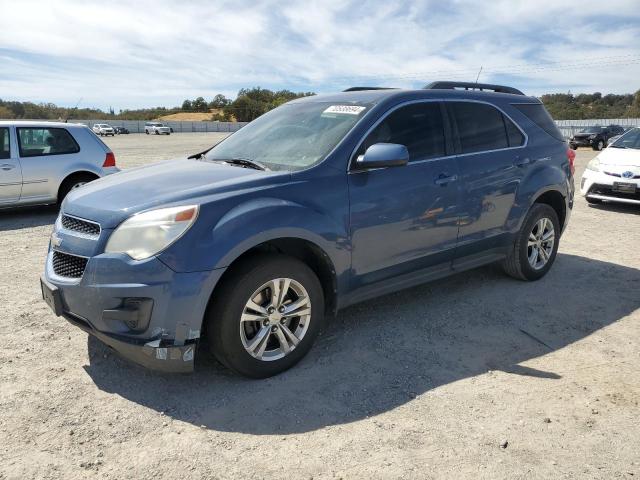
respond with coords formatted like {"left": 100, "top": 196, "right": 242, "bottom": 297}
{"left": 323, "top": 105, "right": 366, "bottom": 115}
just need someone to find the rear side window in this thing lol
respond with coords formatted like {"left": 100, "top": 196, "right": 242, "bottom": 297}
{"left": 356, "top": 102, "right": 445, "bottom": 162}
{"left": 0, "top": 128, "right": 10, "bottom": 159}
{"left": 17, "top": 127, "right": 80, "bottom": 157}
{"left": 505, "top": 117, "right": 525, "bottom": 147}
{"left": 450, "top": 102, "right": 511, "bottom": 154}
{"left": 513, "top": 103, "right": 564, "bottom": 141}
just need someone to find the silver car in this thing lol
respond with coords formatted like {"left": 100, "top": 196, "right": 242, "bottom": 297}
{"left": 92, "top": 123, "right": 115, "bottom": 136}
{"left": 0, "top": 121, "right": 119, "bottom": 208}
{"left": 144, "top": 122, "right": 171, "bottom": 135}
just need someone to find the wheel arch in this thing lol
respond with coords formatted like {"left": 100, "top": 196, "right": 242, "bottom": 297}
{"left": 57, "top": 170, "right": 100, "bottom": 200}
{"left": 532, "top": 189, "right": 567, "bottom": 231}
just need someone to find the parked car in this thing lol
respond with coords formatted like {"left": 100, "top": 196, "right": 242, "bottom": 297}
{"left": 41, "top": 81, "right": 574, "bottom": 378}
{"left": 0, "top": 121, "right": 119, "bottom": 208}
{"left": 113, "top": 126, "right": 130, "bottom": 135}
{"left": 581, "top": 127, "right": 640, "bottom": 205}
{"left": 569, "top": 125, "right": 625, "bottom": 151}
{"left": 92, "top": 123, "right": 115, "bottom": 137}
{"left": 144, "top": 122, "right": 171, "bottom": 135}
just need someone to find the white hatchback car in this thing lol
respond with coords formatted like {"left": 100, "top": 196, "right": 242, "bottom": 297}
{"left": 0, "top": 121, "right": 119, "bottom": 208}
{"left": 581, "top": 127, "right": 640, "bottom": 205}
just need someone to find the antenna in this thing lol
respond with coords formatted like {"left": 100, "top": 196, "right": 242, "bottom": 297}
{"left": 475, "top": 66, "right": 483, "bottom": 84}
{"left": 64, "top": 97, "right": 83, "bottom": 123}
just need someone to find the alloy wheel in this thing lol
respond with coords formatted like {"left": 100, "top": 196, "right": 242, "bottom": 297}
{"left": 240, "top": 278, "right": 311, "bottom": 361}
{"left": 527, "top": 217, "right": 555, "bottom": 270}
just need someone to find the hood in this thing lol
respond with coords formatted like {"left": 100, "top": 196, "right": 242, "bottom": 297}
{"left": 63, "top": 158, "right": 289, "bottom": 228}
{"left": 597, "top": 147, "right": 640, "bottom": 167}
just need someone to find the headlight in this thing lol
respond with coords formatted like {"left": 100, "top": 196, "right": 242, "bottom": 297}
{"left": 586, "top": 157, "right": 600, "bottom": 172}
{"left": 105, "top": 205, "right": 199, "bottom": 260}
{"left": 589, "top": 134, "right": 597, "bottom": 139}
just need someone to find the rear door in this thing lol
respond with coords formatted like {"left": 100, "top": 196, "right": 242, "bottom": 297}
{"left": 0, "top": 126, "right": 22, "bottom": 205}
{"left": 17, "top": 126, "right": 81, "bottom": 203}
{"left": 447, "top": 101, "right": 527, "bottom": 267}
{"left": 348, "top": 101, "right": 461, "bottom": 293}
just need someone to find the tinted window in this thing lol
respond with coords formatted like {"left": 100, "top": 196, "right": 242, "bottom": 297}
{"left": 0, "top": 128, "right": 10, "bottom": 159}
{"left": 356, "top": 102, "right": 445, "bottom": 162}
{"left": 450, "top": 102, "right": 509, "bottom": 154}
{"left": 514, "top": 103, "right": 564, "bottom": 141}
{"left": 17, "top": 128, "right": 80, "bottom": 157}
{"left": 505, "top": 116, "right": 525, "bottom": 147}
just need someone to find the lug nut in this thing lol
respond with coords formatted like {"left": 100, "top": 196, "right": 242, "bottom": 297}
{"left": 280, "top": 318, "right": 286, "bottom": 324}
{"left": 268, "top": 307, "right": 275, "bottom": 314}
{"left": 263, "top": 319, "right": 269, "bottom": 326}
{"left": 278, "top": 306, "right": 286, "bottom": 313}
{"left": 271, "top": 326, "right": 278, "bottom": 332}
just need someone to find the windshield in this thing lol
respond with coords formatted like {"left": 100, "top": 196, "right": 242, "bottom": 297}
{"left": 579, "top": 126, "right": 604, "bottom": 134}
{"left": 204, "top": 102, "right": 371, "bottom": 171}
{"left": 610, "top": 127, "right": 640, "bottom": 149}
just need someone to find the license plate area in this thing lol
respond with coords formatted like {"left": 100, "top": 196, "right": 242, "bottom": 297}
{"left": 41, "top": 277, "right": 63, "bottom": 316}
{"left": 613, "top": 182, "right": 637, "bottom": 194}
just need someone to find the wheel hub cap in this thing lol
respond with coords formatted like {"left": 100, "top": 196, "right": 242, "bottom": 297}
{"left": 527, "top": 217, "right": 555, "bottom": 270}
{"left": 240, "top": 278, "right": 311, "bottom": 362}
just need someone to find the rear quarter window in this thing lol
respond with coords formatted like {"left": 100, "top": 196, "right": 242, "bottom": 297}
{"left": 513, "top": 103, "right": 564, "bottom": 142}
{"left": 17, "top": 127, "right": 80, "bottom": 157}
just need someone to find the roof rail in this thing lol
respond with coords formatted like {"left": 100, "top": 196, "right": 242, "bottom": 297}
{"left": 424, "top": 81, "right": 525, "bottom": 96}
{"left": 343, "top": 87, "right": 396, "bottom": 92}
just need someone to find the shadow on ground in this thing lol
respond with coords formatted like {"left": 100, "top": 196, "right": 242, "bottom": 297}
{"left": 587, "top": 202, "right": 640, "bottom": 215}
{"left": 0, "top": 205, "right": 58, "bottom": 231}
{"left": 84, "top": 253, "right": 640, "bottom": 434}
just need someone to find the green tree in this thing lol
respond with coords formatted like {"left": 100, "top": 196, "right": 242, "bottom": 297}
{"left": 192, "top": 97, "right": 208, "bottom": 112}
{"left": 181, "top": 99, "right": 193, "bottom": 111}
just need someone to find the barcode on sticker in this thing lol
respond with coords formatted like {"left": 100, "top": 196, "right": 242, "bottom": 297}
{"left": 323, "top": 105, "right": 366, "bottom": 115}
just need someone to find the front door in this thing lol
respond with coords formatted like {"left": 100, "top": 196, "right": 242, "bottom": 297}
{"left": 0, "top": 127, "right": 22, "bottom": 205}
{"left": 348, "top": 101, "right": 460, "bottom": 294}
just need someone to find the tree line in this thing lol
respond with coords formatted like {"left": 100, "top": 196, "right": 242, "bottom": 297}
{"left": 2, "top": 88, "right": 640, "bottom": 122}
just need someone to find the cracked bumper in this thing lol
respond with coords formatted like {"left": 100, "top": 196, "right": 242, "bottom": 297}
{"left": 42, "top": 252, "right": 225, "bottom": 373}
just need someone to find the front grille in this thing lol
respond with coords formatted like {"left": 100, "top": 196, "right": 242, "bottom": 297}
{"left": 61, "top": 215, "right": 100, "bottom": 236}
{"left": 52, "top": 251, "right": 88, "bottom": 278}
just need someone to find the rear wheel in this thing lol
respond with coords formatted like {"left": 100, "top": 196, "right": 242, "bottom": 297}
{"left": 58, "top": 173, "right": 97, "bottom": 204}
{"left": 206, "top": 254, "right": 324, "bottom": 378}
{"left": 502, "top": 204, "right": 560, "bottom": 281}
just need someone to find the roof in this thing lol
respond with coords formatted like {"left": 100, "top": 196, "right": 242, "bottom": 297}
{"left": 0, "top": 120, "right": 87, "bottom": 128}
{"left": 290, "top": 87, "right": 539, "bottom": 106}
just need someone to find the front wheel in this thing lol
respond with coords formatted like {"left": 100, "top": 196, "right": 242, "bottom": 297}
{"left": 502, "top": 204, "right": 560, "bottom": 281}
{"left": 594, "top": 140, "right": 604, "bottom": 151}
{"left": 206, "top": 255, "right": 324, "bottom": 378}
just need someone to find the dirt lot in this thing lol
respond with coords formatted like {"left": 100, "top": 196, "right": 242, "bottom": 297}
{"left": 1, "top": 135, "right": 639, "bottom": 479}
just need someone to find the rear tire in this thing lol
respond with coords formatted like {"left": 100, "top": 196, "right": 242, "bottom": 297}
{"left": 593, "top": 140, "right": 604, "bottom": 151}
{"left": 57, "top": 173, "right": 97, "bottom": 205}
{"left": 502, "top": 204, "right": 560, "bottom": 281}
{"left": 205, "top": 254, "right": 324, "bottom": 378}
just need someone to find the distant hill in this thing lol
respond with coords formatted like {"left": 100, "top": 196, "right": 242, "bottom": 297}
{"left": 158, "top": 110, "right": 224, "bottom": 122}
{"left": 541, "top": 91, "right": 640, "bottom": 119}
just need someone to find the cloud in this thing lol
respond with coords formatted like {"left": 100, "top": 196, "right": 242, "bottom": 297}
{"left": 0, "top": 0, "right": 639, "bottom": 109}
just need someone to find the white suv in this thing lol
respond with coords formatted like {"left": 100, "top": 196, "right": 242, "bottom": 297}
{"left": 92, "top": 123, "right": 115, "bottom": 136}
{"left": 144, "top": 122, "right": 171, "bottom": 135}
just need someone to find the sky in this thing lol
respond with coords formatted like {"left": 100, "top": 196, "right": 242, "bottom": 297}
{"left": 1, "top": 0, "right": 640, "bottom": 110}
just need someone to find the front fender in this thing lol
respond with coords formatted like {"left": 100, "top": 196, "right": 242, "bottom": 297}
{"left": 159, "top": 196, "right": 350, "bottom": 282}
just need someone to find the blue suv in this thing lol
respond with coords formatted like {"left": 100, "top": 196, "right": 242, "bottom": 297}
{"left": 41, "top": 81, "right": 574, "bottom": 378}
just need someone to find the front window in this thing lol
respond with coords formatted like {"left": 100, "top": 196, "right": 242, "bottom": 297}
{"left": 204, "top": 101, "right": 371, "bottom": 171}
{"left": 580, "top": 127, "right": 604, "bottom": 134}
{"left": 610, "top": 128, "right": 640, "bottom": 150}
{"left": 0, "top": 128, "right": 10, "bottom": 159}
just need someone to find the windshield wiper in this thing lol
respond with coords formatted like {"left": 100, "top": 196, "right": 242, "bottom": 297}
{"left": 209, "top": 157, "right": 269, "bottom": 171}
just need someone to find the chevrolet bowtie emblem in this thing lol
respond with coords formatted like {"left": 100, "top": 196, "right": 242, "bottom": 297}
{"left": 51, "top": 233, "right": 62, "bottom": 248}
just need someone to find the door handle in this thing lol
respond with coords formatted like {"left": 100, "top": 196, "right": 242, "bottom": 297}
{"left": 514, "top": 157, "right": 531, "bottom": 167}
{"left": 434, "top": 173, "right": 458, "bottom": 186}
{"left": 0, "top": 164, "right": 15, "bottom": 171}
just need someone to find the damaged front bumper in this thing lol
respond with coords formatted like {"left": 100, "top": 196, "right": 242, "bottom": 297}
{"left": 41, "top": 250, "right": 225, "bottom": 373}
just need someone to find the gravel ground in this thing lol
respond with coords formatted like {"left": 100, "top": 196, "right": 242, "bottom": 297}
{"left": 1, "top": 134, "right": 639, "bottom": 479}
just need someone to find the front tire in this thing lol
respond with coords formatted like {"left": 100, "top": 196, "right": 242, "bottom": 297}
{"left": 502, "top": 204, "right": 560, "bottom": 281}
{"left": 594, "top": 140, "right": 604, "bottom": 151}
{"left": 206, "top": 254, "right": 324, "bottom": 378}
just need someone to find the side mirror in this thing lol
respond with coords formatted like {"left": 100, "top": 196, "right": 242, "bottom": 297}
{"left": 355, "top": 143, "right": 409, "bottom": 169}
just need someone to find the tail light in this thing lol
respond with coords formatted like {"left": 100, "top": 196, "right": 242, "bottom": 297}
{"left": 103, "top": 152, "right": 116, "bottom": 168}
{"left": 567, "top": 148, "right": 575, "bottom": 176}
